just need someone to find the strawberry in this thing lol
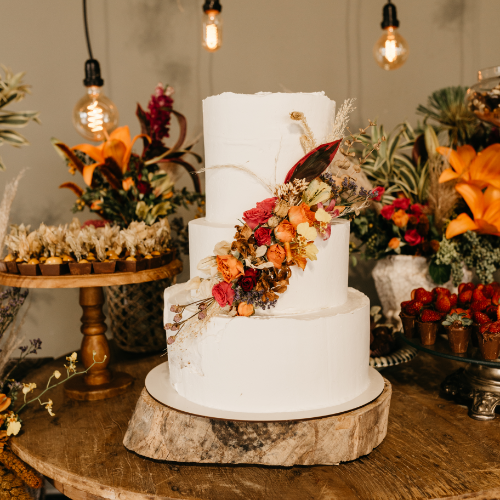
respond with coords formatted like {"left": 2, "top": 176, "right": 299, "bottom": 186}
{"left": 474, "top": 311, "right": 491, "bottom": 325}
{"left": 497, "top": 304, "right": 500, "bottom": 321}
{"left": 413, "top": 288, "right": 433, "bottom": 305}
{"left": 458, "top": 282, "right": 475, "bottom": 294}
{"left": 432, "top": 287, "right": 451, "bottom": 299}
{"left": 480, "top": 323, "right": 491, "bottom": 334}
{"left": 483, "top": 284, "right": 495, "bottom": 299}
{"left": 403, "top": 300, "right": 423, "bottom": 316}
{"left": 473, "top": 289, "right": 487, "bottom": 302}
{"left": 449, "top": 293, "right": 458, "bottom": 308}
{"left": 489, "top": 321, "right": 500, "bottom": 334}
{"left": 420, "top": 309, "right": 442, "bottom": 322}
{"left": 471, "top": 299, "right": 490, "bottom": 312}
{"left": 459, "top": 290, "right": 473, "bottom": 306}
{"left": 485, "top": 305, "right": 498, "bottom": 321}
{"left": 401, "top": 300, "right": 412, "bottom": 311}
{"left": 492, "top": 291, "right": 500, "bottom": 306}
{"left": 435, "top": 295, "right": 451, "bottom": 313}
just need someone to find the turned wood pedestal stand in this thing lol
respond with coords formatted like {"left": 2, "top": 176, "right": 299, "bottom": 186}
{"left": 0, "top": 260, "right": 181, "bottom": 401}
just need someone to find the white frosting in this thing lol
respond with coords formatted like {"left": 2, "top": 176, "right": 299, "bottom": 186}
{"left": 165, "top": 287, "right": 370, "bottom": 413}
{"left": 203, "top": 92, "right": 336, "bottom": 225}
{"left": 189, "top": 217, "right": 349, "bottom": 315}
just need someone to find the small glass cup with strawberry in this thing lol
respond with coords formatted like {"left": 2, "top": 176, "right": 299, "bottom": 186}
{"left": 442, "top": 311, "right": 473, "bottom": 354}
{"left": 417, "top": 309, "right": 443, "bottom": 345}
{"left": 477, "top": 321, "right": 500, "bottom": 361}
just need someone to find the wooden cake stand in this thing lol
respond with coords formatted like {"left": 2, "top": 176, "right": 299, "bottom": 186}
{"left": 0, "top": 259, "right": 182, "bottom": 401}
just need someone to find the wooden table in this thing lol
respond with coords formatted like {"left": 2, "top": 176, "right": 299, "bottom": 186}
{"left": 10, "top": 351, "right": 500, "bottom": 500}
{"left": 0, "top": 261, "right": 181, "bottom": 401}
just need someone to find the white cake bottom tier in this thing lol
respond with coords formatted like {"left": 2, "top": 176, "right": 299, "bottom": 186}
{"left": 166, "top": 287, "right": 370, "bottom": 413}
{"left": 188, "top": 217, "right": 350, "bottom": 315}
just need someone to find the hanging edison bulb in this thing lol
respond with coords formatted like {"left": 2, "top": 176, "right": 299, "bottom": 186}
{"left": 202, "top": 0, "right": 222, "bottom": 52}
{"left": 373, "top": 1, "right": 409, "bottom": 71}
{"left": 72, "top": 59, "right": 119, "bottom": 142}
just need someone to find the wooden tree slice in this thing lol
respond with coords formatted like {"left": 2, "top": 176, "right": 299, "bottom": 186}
{"left": 123, "top": 381, "right": 392, "bottom": 466}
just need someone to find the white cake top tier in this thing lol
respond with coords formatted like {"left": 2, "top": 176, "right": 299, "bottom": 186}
{"left": 203, "top": 92, "right": 336, "bottom": 225}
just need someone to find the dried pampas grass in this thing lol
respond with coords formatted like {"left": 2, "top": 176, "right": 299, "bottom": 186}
{"left": 427, "top": 156, "right": 459, "bottom": 232}
{"left": 327, "top": 98, "right": 356, "bottom": 142}
{"left": 0, "top": 169, "right": 25, "bottom": 259}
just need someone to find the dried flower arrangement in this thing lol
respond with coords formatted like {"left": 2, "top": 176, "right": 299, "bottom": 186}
{"left": 52, "top": 83, "right": 204, "bottom": 252}
{"left": 350, "top": 86, "right": 500, "bottom": 285}
{"left": 165, "top": 106, "right": 383, "bottom": 343}
{"left": 1, "top": 218, "right": 171, "bottom": 275}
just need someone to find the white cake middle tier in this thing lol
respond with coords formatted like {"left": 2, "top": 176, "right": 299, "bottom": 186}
{"left": 188, "top": 217, "right": 350, "bottom": 315}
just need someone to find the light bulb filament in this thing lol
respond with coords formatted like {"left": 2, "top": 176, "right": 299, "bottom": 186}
{"left": 205, "top": 23, "right": 219, "bottom": 50}
{"left": 384, "top": 39, "right": 398, "bottom": 63}
{"left": 87, "top": 101, "right": 104, "bottom": 133}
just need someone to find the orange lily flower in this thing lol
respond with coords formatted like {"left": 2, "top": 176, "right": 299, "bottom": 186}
{"left": 73, "top": 126, "right": 149, "bottom": 187}
{"left": 437, "top": 144, "right": 500, "bottom": 189}
{"left": 446, "top": 182, "right": 500, "bottom": 239}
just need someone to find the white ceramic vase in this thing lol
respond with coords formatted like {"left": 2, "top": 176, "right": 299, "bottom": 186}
{"left": 372, "top": 255, "right": 472, "bottom": 327}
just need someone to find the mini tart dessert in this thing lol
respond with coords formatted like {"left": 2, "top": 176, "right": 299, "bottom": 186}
{"left": 478, "top": 321, "right": 500, "bottom": 361}
{"left": 117, "top": 254, "right": 147, "bottom": 273}
{"left": 92, "top": 259, "right": 117, "bottom": 274}
{"left": 39, "top": 256, "right": 69, "bottom": 276}
{"left": 18, "top": 257, "right": 42, "bottom": 276}
{"left": 61, "top": 254, "right": 75, "bottom": 262}
{"left": 416, "top": 309, "right": 443, "bottom": 346}
{"left": 68, "top": 259, "right": 92, "bottom": 275}
{"left": 86, "top": 252, "right": 96, "bottom": 262}
{"left": 4, "top": 254, "right": 20, "bottom": 274}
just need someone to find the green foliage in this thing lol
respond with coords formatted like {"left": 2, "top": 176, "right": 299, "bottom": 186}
{"left": 432, "top": 231, "right": 500, "bottom": 285}
{"left": 0, "top": 67, "right": 40, "bottom": 171}
{"left": 428, "top": 260, "right": 451, "bottom": 285}
{"left": 416, "top": 86, "right": 479, "bottom": 148}
{"left": 359, "top": 122, "right": 429, "bottom": 204}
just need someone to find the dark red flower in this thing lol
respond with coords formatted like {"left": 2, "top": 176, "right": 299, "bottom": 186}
{"left": 404, "top": 229, "right": 422, "bottom": 246}
{"left": 410, "top": 203, "right": 423, "bottom": 216}
{"left": 242, "top": 197, "right": 277, "bottom": 230}
{"left": 372, "top": 186, "right": 385, "bottom": 201}
{"left": 393, "top": 197, "right": 411, "bottom": 210}
{"left": 82, "top": 219, "right": 108, "bottom": 228}
{"left": 146, "top": 83, "right": 174, "bottom": 142}
{"left": 254, "top": 227, "right": 272, "bottom": 246}
{"left": 380, "top": 205, "right": 395, "bottom": 220}
{"left": 239, "top": 268, "right": 259, "bottom": 292}
{"left": 137, "top": 181, "right": 152, "bottom": 195}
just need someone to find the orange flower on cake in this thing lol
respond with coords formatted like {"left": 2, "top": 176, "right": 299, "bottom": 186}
{"left": 216, "top": 254, "right": 245, "bottom": 283}
{"left": 274, "top": 220, "right": 296, "bottom": 243}
{"left": 237, "top": 302, "right": 255, "bottom": 317}
{"left": 437, "top": 144, "right": 500, "bottom": 189}
{"left": 445, "top": 183, "right": 500, "bottom": 239}
{"left": 267, "top": 244, "right": 286, "bottom": 269}
{"left": 288, "top": 203, "right": 316, "bottom": 228}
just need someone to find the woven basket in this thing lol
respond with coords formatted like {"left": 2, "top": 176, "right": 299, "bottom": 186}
{"left": 105, "top": 277, "right": 175, "bottom": 354}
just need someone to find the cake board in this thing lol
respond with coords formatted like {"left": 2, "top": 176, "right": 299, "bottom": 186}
{"left": 123, "top": 363, "right": 392, "bottom": 466}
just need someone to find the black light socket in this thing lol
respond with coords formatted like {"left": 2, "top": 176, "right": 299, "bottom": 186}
{"left": 83, "top": 59, "right": 104, "bottom": 87}
{"left": 381, "top": 1, "right": 400, "bottom": 29}
{"left": 203, "top": 0, "right": 222, "bottom": 13}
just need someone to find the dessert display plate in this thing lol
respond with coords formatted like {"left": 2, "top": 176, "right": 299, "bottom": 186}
{"left": 145, "top": 362, "right": 385, "bottom": 422}
{"left": 370, "top": 344, "right": 418, "bottom": 371}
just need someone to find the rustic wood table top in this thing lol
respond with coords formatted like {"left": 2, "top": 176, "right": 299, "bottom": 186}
{"left": 10, "top": 350, "right": 500, "bottom": 500}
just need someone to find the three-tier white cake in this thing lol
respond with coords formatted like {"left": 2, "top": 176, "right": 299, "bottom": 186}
{"left": 164, "top": 92, "right": 370, "bottom": 414}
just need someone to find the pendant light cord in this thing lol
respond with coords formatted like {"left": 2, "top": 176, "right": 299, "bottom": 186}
{"left": 83, "top": 0, "right": 94, "bottom": 59}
